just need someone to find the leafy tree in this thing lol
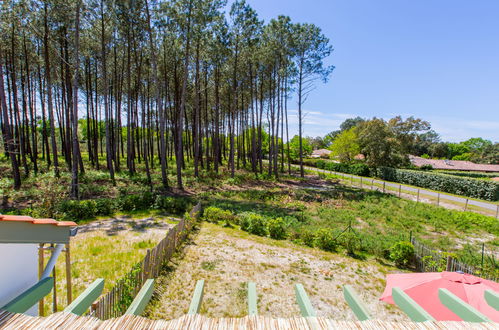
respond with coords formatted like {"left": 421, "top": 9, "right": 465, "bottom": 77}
{"left": 388, "top": 116, "right": 431, "bottom": 155}
{"left": 357, "top": 118, "right": 404, "bottom": 167}
{"left": 329, "top": 128, "right": 360, "bottom": 163}
{"left": 288, "top": 135, "right": 312, "bottom": 161}
{"left": 340, "top": 116, "right": 365, "bottom": 131}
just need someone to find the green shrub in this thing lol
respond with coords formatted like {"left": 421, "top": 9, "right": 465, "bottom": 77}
{"left": 95, "top": 199, "right": 115, "bottom": 216}
{"left": 300, "top": 230, "right": 316, "bottom": 247}
{"left": 58, "top": 200, "right": 97, "bottom": 221}
{"left": 203, "top": 206, "right": 235, "bottom": 226}
{"left": 349, "top": 163, "right": 370, "bottom": 176}
{"left": 118, "top": 192, "right": 155, "bottom": 212}
{"left": 389, "top": 241, "right": 415, "bottom": 267}
{"left": 154, "top": 196, "right": 191, "bottom": 214}
{"left": 314, "top": 228, "right": 337, "bottom": 252}
{"left": 267, "top": 217, "right": 287, "bottom": 239}
{"left": 338, "top": 231, "right": 361, "bottom": 256}
{"left": 239, "top": 212, "right": 267, "bottom": 236}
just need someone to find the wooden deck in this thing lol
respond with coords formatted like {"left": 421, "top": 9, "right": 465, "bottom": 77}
{"left": 0, "top": 311, "right": 496, "bottom": 329}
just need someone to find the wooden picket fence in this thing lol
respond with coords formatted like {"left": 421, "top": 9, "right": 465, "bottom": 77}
{"left": 91, "top": 202, "right": 202, "bottom": 320}
{"left": 411, "top": 237, "right": 498, "bottom": 282}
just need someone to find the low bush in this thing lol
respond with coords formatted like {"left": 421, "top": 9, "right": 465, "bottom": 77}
{"left": 239, "top": 212, "right": 267, "bottom": 236}
{"left": 267, "top": 217, "right": 287, "bottom": 239}
{"left": 95, "top": 198, "right": 115, "bottom": 216}
{"left": 389, "top": 241, "right": 415, "bottom": 267}
{"left": 314, "top": 228, "right": 337, "bottom": 252}
{"left": 154, "top": 196, "right": 191, "bottom": 214}
{"left": 58, "top": 200, "right": 97, "bottom": 221}
{"left": 118, "top": 191, "right": 155, "bottom": 212}
{"left": 203, "top": 206, "right": 235, "bottom": 226}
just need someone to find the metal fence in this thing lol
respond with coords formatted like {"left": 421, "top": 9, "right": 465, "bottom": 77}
{"left": 91, "top": 202, "right": 202, "bottom": 319}
{"left": 411, "top": 237, "right": 498, "bottom": 282}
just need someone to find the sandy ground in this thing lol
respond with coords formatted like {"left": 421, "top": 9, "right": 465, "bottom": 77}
{"left": 145, "top": 223, "right": 408, "bottom": 321}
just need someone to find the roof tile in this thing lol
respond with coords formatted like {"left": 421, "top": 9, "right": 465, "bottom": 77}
{"left": 0, "top": 215, "right": 76, "bottom": 227}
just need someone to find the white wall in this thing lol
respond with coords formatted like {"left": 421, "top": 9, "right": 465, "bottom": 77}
{"left": 0, "top": 244, "right": 39, "bottom": 316}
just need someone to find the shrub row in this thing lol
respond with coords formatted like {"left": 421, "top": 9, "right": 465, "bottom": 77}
{"left": 437, "top": 171, "right": 499, "bottom": 179}
{"left": 58, "top": 194, "right": 192, "bottom": 222}
{"left": 314, "top": 160, "right": 370, "bottom": 176}
{"left": 203, "top": 207, "right": 288, "bottom": 239}
{"left": 374, "top": 167, "right": 499, "bottom": 201}
{"left": 302, "top": 158, "right": 499, "bottom": 201}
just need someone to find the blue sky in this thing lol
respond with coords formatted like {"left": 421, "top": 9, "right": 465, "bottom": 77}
{"left": 242, "top": 0, "right": 499, "bottom": 142}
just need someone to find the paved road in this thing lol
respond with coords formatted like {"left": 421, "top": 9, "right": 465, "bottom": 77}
{"left": 295, "top": 164, "right": 499, "bottom": 217}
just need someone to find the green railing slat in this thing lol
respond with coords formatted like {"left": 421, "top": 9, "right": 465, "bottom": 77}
{"left": 294, "top": 284, "right": 316, "bottom": 317}
{"left": 1, "top": 278, "right": 53, "bottom": 314}
{"left": 343, "top": 285, "right": 372, "bottom": 320}
{"left": 64, "top": 279, "right": 104, "bottom": 315}
{"left": 247, "top": 282, "right": 258, "bottom": 316}
{"left": 125, "top": 279, "right": 155, "bottom": 316}
{"left": 188, "top": 280, "right": 205, "bottom": 315}
{"left": 392, "top": 287, "right": 435, "bottom": 322}
{"left": 484, "top": 290, "right": 499, "bottom": 311}
{"left": 438, "top": 288, "right": 490, "bottom": 322}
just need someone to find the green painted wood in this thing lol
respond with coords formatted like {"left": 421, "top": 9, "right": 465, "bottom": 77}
{"left": 125, "top": 279, "right": 155, "bottom": 316}
{"left": 1, "top": 278, "right": 53, "bottom": 313}
{"left": 438, "top": 288, "right": 490, "bottom": 322}
{"left": 63, "top": 279, "right": 104, "bottom": 315}
{"left": 392, "top": 287, "right": 435, "bottom": 322}
{"left": 343, "top": 285, "right": 372, "bottom": 321}
{"left": 0, "top": 222, "right": 71, "bottom": 244}
{"left": 247, "top": 282, "right": 257, "bottom": 316}
{"left": 188, "top": 280, "right": 205, "bottom": 315}
{"left": 484, "top": 290, "right": 499, "bottom": 311}
{"left": 294, "top": 284, "right": 316, "bottom": 317}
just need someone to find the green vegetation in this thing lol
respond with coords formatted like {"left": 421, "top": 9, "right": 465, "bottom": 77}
{"left": 199, "top": 183, "right": 498, "bottom": 276}
{"left": 389, "top": 241, "right": 415, "bottom": 268}
{"left": 302, "top": 158, "right": 499, "bottom": 201}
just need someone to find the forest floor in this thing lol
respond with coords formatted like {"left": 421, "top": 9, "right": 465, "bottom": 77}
{"left": 145, "top": 222, "right": 407, "bottom": 321}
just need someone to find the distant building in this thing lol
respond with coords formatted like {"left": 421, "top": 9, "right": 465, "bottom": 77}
{"left": 311, "top": 149, "right": 332, "bottom": 158}
{"left": 409, "top": 155, "right": 499, "bottom": 172}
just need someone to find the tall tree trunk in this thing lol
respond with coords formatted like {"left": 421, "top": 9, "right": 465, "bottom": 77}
{"left": 0, "top": 55, "right": 21, "bottom": 189}
{"left": 71, "top": 0, "right": 82, "bottom": 199}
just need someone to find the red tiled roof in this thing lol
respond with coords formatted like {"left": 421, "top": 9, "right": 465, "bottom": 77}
{"left": 409, "top": 155, "right": 499, "bottom": 172}
{"left": 0, "top": 215, "right": 77, "bottom": 227}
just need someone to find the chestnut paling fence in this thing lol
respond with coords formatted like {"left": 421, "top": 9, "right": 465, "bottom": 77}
{"left": 91, "top": 203, "right": 202, "bottom": 320}
{"left": 411, "top": 237, "right": 498, "bottom": 282}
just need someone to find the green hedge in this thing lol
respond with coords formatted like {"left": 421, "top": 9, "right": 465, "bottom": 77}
{"left": 304, "top": 159, "right": 370, "bottom": 177}
{"left": 375, "top": 167, "right": 499, "bottom": 201}
{"left": 302, "top": 158, "right": 499, "bottom": 201}
{"left": 57, "top": 194, "right": 192, "bottom": 222}
{"left": 437, "top": 171, "right": 499, "bottom": 179}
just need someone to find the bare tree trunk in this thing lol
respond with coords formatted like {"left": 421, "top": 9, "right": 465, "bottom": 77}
{"left": 71, "top": 0, "right": 82, "bottom": 199}
{"left": 0, "top": 55, "right": 21, "bottom": 189}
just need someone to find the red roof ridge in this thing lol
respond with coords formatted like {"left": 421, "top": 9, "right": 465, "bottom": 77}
{"left": 0, "top": 215, "right": 77, "bottom": 227}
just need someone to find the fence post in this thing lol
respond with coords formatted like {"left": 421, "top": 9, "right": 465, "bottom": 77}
{"left": 371, "top": 179, "right": 374, "bottom": 191}
{"left": 398, "top": 185, "right": 401, "bottom": 197}
{"left": 446, "top": 256, "right": 453, "bottom": 271}
{"left": 437, "top": 193, "right": 440, "bottom": 206}
{"left": 383, "top": 182, "right": 386, "bottom": 193}
{"left": 464, "top": 199, "right": 469, "bottom": 211}
{"left": 360, "top": 177, "right": 362, "bottom": 188}
{"left": 481, "top": 244, "right": 485, "bottom": 270}
{"left": 417, "top": 189, "right": 420, "bottom": 202}
{"left": 496, "top": 205, "right": 499, "bottom": 219}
